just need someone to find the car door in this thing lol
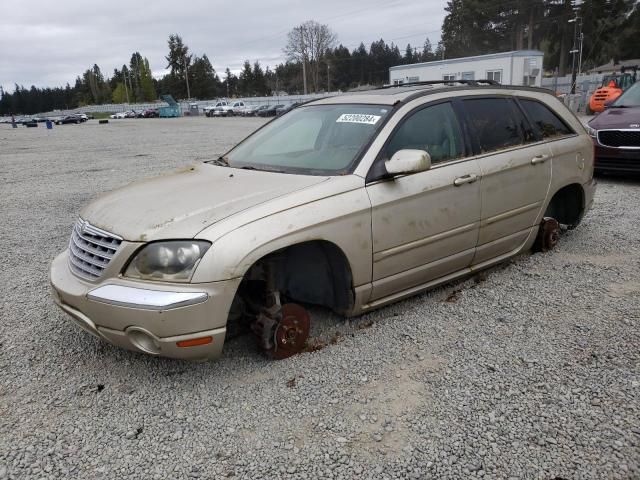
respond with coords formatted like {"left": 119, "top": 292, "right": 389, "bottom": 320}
{"left": 366, "top": 101, "right": 482, "bottom": 301}
{"left": 460, "top": 97, "right": 552, "bottom": 265}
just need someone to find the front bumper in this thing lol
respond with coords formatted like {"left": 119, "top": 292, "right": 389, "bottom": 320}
{"left": 50, "top": 250, "right": 242, "bottom": 360}
{"left": 594, "top": 144, "right": 640, "bottom": 173}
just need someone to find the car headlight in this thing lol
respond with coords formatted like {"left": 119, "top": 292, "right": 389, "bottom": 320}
{"left": 124, "top": 241, "right": 211, "bottom": 282}
{"left": 586, "top": 125, "right": 597, "bottom": 138}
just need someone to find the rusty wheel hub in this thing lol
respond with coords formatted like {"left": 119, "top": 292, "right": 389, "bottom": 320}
{"left": 272, "top": 304, "right": 310, "bottom": 359}
{"left": 538, "top": 217, "right": 560, "bottom": 252}
{"left": 252, "top": 303, "right": 310, "bottom": 359}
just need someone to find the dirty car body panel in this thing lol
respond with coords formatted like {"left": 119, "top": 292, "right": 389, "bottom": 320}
{"left": 50, "top": 84, "right": 595, "bottom": 360}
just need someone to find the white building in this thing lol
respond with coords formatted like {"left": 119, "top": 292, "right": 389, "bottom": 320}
{"left": 389, "top": 50, "right": 544, "bottom": 87}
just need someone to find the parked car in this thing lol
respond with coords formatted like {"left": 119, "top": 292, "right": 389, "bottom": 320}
{"left": 55, "top": 115, "right": 83, "bottom": 125}
{"left": 276, "top": 102, "right": 301, "bottom": 116}
{"left": 110, "top": 112, "right": 127, "bottom": 119}
{"left": 586, "top": 81, "right": 640, "bottom": 174}
{"left": 204, "top": 101, "right": 228, "bottom": 117}
{"left": 50, "top": 82, "right": 595, "bottom": 361}
{"left": 142, "top": 108, "right": 159, "bottom": 118}
{"left": 238, "top": 104, "right": 260, "bottom": 116}
{"left": 220, "top": 101, "right": 246, "bottom": 116}
{"left": 257, "top": 104, "right": 284, "bottom": 117}
{"left": 251, "top": 105, "right": 270, "bottom": 117}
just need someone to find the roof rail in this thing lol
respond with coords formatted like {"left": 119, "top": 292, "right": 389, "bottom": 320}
{"left": 380, "top": 79, "right": 501, "bottom": 89}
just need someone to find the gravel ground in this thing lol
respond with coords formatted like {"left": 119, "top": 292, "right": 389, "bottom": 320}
{"left": 1, "top": 117, "right": 639, "bottom": 480}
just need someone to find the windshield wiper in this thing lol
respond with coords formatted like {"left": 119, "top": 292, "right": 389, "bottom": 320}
{"left": 240, "top": 165, "right": 284, "bottom": 173}
{"left": 609, "top": 105, "right": 629, "bottom": 108}
{"left": 206, "top": 156, "right": 230, "bottom": 166}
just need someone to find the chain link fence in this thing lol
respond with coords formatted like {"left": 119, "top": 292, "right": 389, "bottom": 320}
{"left": 39, "top": 92, "right": 342, "bottom": 117}
{"left": 542, "top": 73, "right": 605, "bottom": 113}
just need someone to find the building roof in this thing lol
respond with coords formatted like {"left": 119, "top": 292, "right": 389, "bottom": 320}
{"left": 588, "top": 59, "right": 640, "bottom": 74}
{"left": 389, "top": 50, "right": 544, "bottom": 72}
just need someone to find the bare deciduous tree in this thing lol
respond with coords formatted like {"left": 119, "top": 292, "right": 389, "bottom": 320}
{"left": 284, "top": 20, "right": 337, "bottom": 93}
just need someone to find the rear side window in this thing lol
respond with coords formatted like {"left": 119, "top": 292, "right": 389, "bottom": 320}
{"left": 384, "top": 102, "right": 464, "bottom": 164}
{"left": 463, "top": 98, "right": 527, "bottom": 153}
{"left": 519, "top": 99, "right": 573, "bottom": 139}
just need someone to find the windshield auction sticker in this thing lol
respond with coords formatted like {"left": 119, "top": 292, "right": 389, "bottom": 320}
{"left": 336, "top": 113, "right": 381, "bottom": 125}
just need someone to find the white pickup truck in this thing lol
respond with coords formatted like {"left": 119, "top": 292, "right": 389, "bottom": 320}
{"left": 218, "top": 101, "right": 246, "bottom": 117}
{"left": 204, "top": 101, "right": 227, "bottom": 117}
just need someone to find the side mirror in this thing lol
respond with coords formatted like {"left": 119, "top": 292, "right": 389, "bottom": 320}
{"left": 385, "top": 149, "right": 431, "bottom": 176}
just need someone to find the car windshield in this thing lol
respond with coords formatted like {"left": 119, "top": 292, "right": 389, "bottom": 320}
{"left": 612, "top": 82, "right": 640, "bottom": 107}
{"left": 226, "top": 104, "right": 390, "bottom": 174}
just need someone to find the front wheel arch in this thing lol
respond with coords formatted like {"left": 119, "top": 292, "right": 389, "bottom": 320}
{"left": 233, "top": 240, "right": 355, "bottom": 316}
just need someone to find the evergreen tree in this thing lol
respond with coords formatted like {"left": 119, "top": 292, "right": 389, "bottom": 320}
{"left": 238, "top": 60, "right": 254, "bottom": 96}
{"left": 421, "top": 38, "right": 435, "bottom": 62}
{"left": 253, "top": 61, "right": 268, "bottom": 95}
{"left": 404, "top": 44, "right": 415, "bottom": 64}
{"left": 140, "top": 58, "right": 156, "bottom": 101}
{"left": 165, "top": 34, "right": 192, "bottom": 98}
{"left": 190, "top": 54, "right": 220, "bottom": 99}
{"left": 223, "top": 68, "right": 238, "bottom": 97}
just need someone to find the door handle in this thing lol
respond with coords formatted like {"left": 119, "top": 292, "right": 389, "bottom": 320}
{"left": 453, "top": 174, "right": 478, "bottom": 186}
{"left": 531, "top": 154, "right": 550, "bottom": 165}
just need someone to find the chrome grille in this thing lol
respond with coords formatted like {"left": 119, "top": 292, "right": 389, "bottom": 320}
{"left": 68, "top": 218, "right": 122, "bottom": 280}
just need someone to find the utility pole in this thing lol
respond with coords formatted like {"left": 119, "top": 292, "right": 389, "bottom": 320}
{"left": 578, "top": 31, "right": 584, "bottom": 76}
{"left": 568, "top": 12, "right": 582, "bottom": 94}
{"left": 126, "top": 67, "right": 134, "bottom": 103}
{"left": 302, "top": 56, "right": 308, "bottom": 95}
{"left": 184, "top": 57, "right": 191, "bottom": 100}
{"left": 134, "top": 54, "right": 141, "bottom": 101}
{"left": 123, "top": 69, "right": 130, "bottom": 103}
{"left": 327, "top": 64, "right": 330, "bottom": 93}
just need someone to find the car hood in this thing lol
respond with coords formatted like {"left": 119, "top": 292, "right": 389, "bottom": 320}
{"left": 589, "top": 107, "right": 640, "bottom": 129}
{"left": 80, "top": 164, "right": 329, "bottom": 242}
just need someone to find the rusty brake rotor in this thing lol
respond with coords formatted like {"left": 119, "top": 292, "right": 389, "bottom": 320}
{"left": 537, "top": 217, "right": 560, "bottom": 252}
{"left": 271, "top": 303, "right": 310, "bottom": 360}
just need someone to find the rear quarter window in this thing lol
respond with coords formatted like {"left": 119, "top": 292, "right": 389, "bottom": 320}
{"left": 519, "top": 99, "right": 574, "bottom": 139}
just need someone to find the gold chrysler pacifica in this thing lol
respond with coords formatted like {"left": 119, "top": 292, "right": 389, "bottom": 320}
{"left": 50, "top": 81, "right": 596, "bottom": 361}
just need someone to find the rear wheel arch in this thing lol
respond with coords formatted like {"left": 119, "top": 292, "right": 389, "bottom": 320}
{"left": 544, "top": 183, "right": 585, "bottom": 227}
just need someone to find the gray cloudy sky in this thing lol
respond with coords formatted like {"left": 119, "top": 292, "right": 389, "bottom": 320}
{"left": 0, "top": 0, "right": 446, "bottom": 91}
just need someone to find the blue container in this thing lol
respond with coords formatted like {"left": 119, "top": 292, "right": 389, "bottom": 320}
{"left": 46, "top": 120, "right": 53, "bottom": 129}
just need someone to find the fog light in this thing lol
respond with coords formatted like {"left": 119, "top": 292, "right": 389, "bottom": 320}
{"left": 127, "top": 327, "right": 160, "bottom": 355}
{"left": 176, "top": 336, "right": 213, "bottom": 348}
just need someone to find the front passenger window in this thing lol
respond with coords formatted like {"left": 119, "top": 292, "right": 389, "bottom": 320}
{"left": 384, "top": 102, "right": 464, "bottom": 164}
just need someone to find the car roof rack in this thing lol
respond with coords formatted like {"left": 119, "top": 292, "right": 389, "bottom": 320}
{"left": 380, "top": 79, "right": 500, "bottom": 89}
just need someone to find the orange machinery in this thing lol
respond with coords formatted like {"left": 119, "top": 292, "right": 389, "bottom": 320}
{"left": 587, "top": 68, "right": 637, "bottom": 114}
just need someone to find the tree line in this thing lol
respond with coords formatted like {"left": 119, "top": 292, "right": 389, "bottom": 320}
{"left": 1, "top": 0, "right": 638, "bottom": 115}
{"left": 0, "top": 29, "right": 439, "bottom": 115}
{"left": 441, "top": 0, "right": 639, "bottom": 76}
